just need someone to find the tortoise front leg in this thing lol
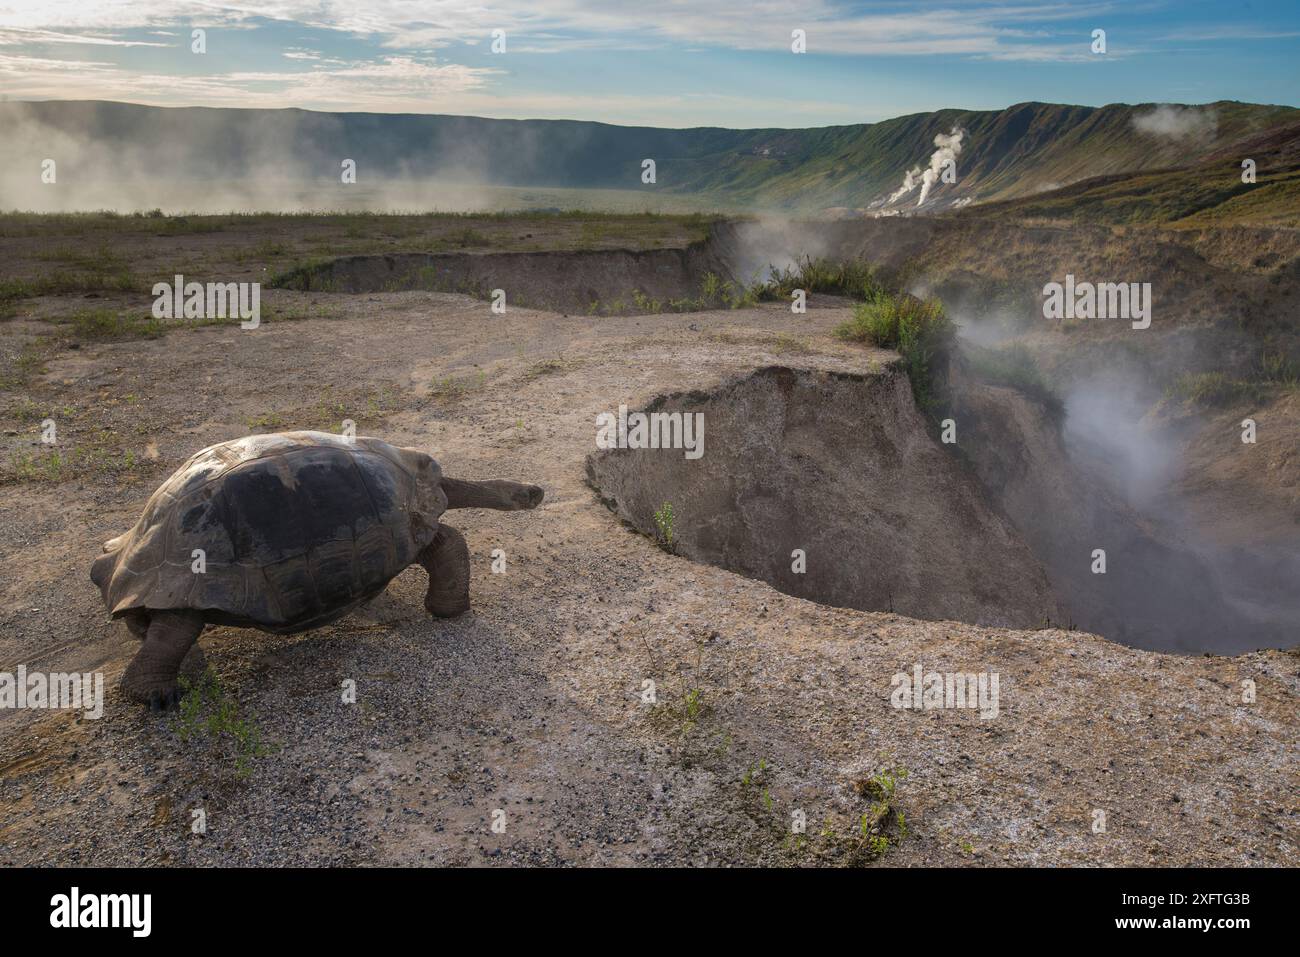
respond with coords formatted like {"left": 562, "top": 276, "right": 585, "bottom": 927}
{"left": 121, "top": 609, "right": 204, "bottom": 711}
{"left": 419, "top": 525, "right": 470, "bottom": 618}
{"left": 122, "top": 608, "right": 149, "bottom": 640}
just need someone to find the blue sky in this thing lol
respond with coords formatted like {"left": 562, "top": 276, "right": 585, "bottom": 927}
{"left": 0, "top": 1, "right": 1296, "bottom": 127}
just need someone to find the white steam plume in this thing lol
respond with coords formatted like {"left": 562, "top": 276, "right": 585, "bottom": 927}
{"left": 1131, "top": 105, "right": 1217, "bottom": 140}
{"left": 888, "top": 126, "right": 966, "bottom": 207}
{"left": 888, "top": 166, "right": 921, "bottom": 203}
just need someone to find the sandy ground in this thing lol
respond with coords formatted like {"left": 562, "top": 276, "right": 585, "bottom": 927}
{"left": 0, "top": 290, "right": 1296, "bottom": 866}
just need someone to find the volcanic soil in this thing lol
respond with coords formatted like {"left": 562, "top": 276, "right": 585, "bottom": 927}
{"left": 0, "top": 278, "right": 1296, "bottom": 866}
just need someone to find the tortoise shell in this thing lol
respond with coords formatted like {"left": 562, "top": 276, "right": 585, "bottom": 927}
{"left": 90, "top": 431, "right": 445, "bottom": 633}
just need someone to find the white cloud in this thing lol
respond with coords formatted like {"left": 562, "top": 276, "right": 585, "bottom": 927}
{"left": 0, "top": 52, "right": 503, "bottom": 110}
{"left": 0, "top": 0, "right": 1129, "bottom": 59}
{"left": 0, "top": 27, "right": 169, "bottom": 47}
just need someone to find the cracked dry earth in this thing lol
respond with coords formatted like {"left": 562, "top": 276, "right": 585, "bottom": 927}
{"left": 0, "top": 290, "right": 1296, "bottom": 866}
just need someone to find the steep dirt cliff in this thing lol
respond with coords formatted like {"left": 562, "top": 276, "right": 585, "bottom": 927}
{"left": 587, "top": 365, "right": 1058, "bottom": 629}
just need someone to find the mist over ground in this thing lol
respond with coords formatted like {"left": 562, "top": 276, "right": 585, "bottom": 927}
{"left": 726, "top": 218, "right": 1300, "bottom": 653}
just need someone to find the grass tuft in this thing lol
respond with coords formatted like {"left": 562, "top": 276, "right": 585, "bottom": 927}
{"left": 835, "top": 292, "right": 955, "bottom": 411}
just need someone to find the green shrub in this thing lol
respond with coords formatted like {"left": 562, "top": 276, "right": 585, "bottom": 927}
{"left": 836, "top": 292, "right": 955, "bottom": 411}
{"left": 767, "top": 256, "right": 882, "bottom": 300}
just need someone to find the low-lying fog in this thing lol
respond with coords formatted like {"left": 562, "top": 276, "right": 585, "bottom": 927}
{"left": 731, "top": 218, "right": 1299, "bottom": 654}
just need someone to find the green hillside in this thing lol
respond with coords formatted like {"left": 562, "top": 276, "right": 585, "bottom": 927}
{"left": 1, "top": 99, "right": 1296, "bottom": 213}
{"left": 957, "top": 120, "right": 1300, "bottom": 225}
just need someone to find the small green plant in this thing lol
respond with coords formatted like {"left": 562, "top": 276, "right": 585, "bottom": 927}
{"left": 639, "top": 633, "right": 717, "bottom": 748}
{"left": 683, "top": 688, "right": 702, "bottom": 723}
{"left": 176, "top": 668, "right": 272, "bottom": 780}
{"left": 817, "top": 765, "right": 910, "bottom": 865}
{"left": 631, "top": 289, "right": 663, "bottom": 314}
{"left": 653, "top": 501, "right": 676, "bottom": 551}
{"left": 700, "top": 271, "right": 722, "bottom": 303}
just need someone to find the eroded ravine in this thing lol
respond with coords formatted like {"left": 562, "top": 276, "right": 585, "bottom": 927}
{"left": 588, "top": 359, "right": 1296, "bottom": 653}
{"left": 587, "top": 364, "right": 1059, "bottom": 630}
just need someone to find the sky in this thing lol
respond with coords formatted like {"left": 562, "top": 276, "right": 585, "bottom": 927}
{"left": 0, "top": 1, "right": 1297, "bottom": 128}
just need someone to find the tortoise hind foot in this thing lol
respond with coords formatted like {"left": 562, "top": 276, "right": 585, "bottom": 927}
{"left": 426, "top": 595, "right": 470, "bottom": 619}
{"left": 420, "top": 525, "right": 471, "bottom": 618}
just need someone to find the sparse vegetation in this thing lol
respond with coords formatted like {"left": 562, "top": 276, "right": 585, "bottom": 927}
{"left": 441, "top": 227, "right": 493, "bottom": 248}
{"left": 0, "top": 268, "right": 145, "bottom": 305}
{"left": 4, "top": 443, "right": 146, "bottom": 485}
{"left": 430, "top": 369, "right": 487, "bottom": 398}
{"left": 522, "top": 357, "right": 573, "bottom": 379}
{"left": 0, "top": 339, "right": 50, "bottom": 390}
{"left": 176, "top": 668, "right": 272, "bottom": 780}
{"left": 653, "top": 501, "right": 676, "bottom": 551}
{"left": 766, "top": 256, "right": 883, "bottom": 301}
{"left": 836, "top": 291, "right": 955, "bottom": 411}
{"left": 59, "top": 308, "right": 166, "bottom": 341}
{"left": 733, "top": 758, "right": 911, "bottom": 866}
{"left": 1168, "top": 350, "right": 1298, "bottom": 407}
{"left": 245, "top": 386, "right": 397, "bottom": 434}
{"left": 639, "top": 632, "right": 721, "bottom": 756}
{"left": 821, "top": 767, "right": 910, "bottom": 865}
{"left": 691, "top": 271, "right": 766, "bottom": 311}
{"left": 631, "top": 289, "right": 663, "bottom": 313}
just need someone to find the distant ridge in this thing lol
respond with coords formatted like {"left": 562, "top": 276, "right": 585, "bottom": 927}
{"left": 2, "top": 98, "right": 1296, "bottom": 212}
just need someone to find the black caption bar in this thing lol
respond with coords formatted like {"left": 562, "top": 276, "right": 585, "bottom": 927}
{"left": 0, "top": 866, "right": 1278, "bottom": 943}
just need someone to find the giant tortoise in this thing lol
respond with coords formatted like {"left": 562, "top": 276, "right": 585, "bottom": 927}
{"left": 91, "top": 431, "right": 543, "bottom": 709}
